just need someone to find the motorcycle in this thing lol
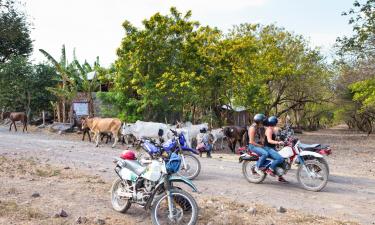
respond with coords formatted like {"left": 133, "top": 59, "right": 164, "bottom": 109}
{"left": 278, "top": 126, "right": 332, "bottom": 156}
{"left": 277, "top": 127, "right": 331, "bottom": 174}
{"left": 239, "top": 136, "right": 329, "bottom": 192}
{"left": 137, "top": 129, "right": 201, "bottom": 180}
{"left": 111, "top": 150, "right": 199, "bottom": 225}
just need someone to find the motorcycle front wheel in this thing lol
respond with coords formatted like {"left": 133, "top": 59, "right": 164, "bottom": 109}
{"left": 242, "top": 160, "right": 267, "bottom": 183}
{"left": 297, "top": 159, "right": 328, "bottom": 192}
{"left": 110, "top": 178, "right": 132, "bottom": 213}
{"left": 177, "top": 154, "right": 201, "bottom": 180}
{"left": 151, "top": 188, "right": 198, "bottom": 225}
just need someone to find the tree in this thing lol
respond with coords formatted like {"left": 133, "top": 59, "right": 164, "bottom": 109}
{"left": 335, "top": 0, "right": 375, "bottom": 133}
{"left": 0, "top": 57, "right": 57, "bottom": 118}
{"left": 0, "top": 0, "right": 32, "bottom": 63}
{"left": 73, "top": 56, "right": 100, "bottom": 116}
{"left": 39, "top": 45, "right": 77, "bottom": 122}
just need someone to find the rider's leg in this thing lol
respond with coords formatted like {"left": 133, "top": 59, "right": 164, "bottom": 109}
{"left": 248, "top": 144, "right": 269, "bottom": 169}
{"left": 265, "top": 147, "right": 284, "bottom": 171}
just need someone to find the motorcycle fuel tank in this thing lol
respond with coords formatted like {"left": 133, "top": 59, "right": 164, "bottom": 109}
{"left": 120, "top": 167, "right": 138, "bottom": 182}
{"left": 278, "top": 146, "right": 294, "bottom": 158}
{"left": 141, "top": 160, "right": 162, "bottom": 182}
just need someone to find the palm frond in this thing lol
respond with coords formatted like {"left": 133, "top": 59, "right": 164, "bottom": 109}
{"left": 61, "top": 44, "right": 67, "bottom": 68}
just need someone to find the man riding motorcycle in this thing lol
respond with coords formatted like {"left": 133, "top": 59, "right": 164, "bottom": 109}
{"left": 248, "top": 114, "right": 268, "bottom": 170}
{"left": 264, "top": 116, "right": 288, "bottom": 183}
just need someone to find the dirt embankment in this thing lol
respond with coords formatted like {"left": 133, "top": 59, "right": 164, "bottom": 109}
{"left": 0, "top": 156, "right": 358, "bottom": 225}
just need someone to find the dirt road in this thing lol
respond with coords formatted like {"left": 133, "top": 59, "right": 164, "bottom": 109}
{"left": 0, "top": 126, "right": 374, "bottom": 224}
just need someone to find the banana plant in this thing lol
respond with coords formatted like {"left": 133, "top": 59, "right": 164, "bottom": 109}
{"left": 39, "top": 45, "right": 78, "bottom": 122}
{"left": 73, "top": 56, "right": 100, "bottom": 116}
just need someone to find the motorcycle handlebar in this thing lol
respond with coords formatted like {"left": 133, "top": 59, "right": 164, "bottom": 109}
{"left": 170, "top": 129, "right": 178, "bottom": 136}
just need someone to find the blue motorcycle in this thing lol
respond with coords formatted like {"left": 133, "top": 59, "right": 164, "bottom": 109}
{"left": 139, "top": 129, "right": 201, "bottom": 180}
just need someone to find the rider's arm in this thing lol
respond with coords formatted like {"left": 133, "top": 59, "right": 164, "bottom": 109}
{"left": 249, "top": 127, "right": 262, "bottom": 147}
{"left": 265, "top": 128, "right": 283, "bottom": 145}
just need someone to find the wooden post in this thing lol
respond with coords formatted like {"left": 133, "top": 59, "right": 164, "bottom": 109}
{"left": 42, "top": 110, "right": 45, "bottom": 126}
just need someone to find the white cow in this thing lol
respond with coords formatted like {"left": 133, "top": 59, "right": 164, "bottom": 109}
{"left": 209, "top": 128, "right": 225, "bottom": 150}
{"left": 168, "top": 122, "right": 209, "bottom": 148}
{"left": 121, "top": 121, "right": 173, "bottom": 143}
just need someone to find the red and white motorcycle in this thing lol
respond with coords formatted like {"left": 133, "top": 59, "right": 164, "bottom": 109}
{"left": 239, "top": 136, "right": 329, "bottom": 192}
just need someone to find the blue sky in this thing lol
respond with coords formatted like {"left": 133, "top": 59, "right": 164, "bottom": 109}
{"left": 25, "top": 0, "right": 355, "bottom": 66}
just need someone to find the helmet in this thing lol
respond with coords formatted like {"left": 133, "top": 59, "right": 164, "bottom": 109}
{"left": 120, "top": 150, "right": 136, "bottom": 160}
{"left": 200, "top": 128, "right": 207, "bottom": 133}
{"left": 267, "top": 116, "right": 278, "bottom": 126}
{"left": 253, "top": 113, "right": 266, "bottom": 124}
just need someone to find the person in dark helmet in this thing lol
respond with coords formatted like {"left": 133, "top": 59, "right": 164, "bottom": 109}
{"left": 196, "top": 127, "right": 212, "bottom": 158}
{"left": 248, "top": 113, "right": 268, "bottom": 170}
{"left": 264, "top": 116, "right": 288, "bottom": 183}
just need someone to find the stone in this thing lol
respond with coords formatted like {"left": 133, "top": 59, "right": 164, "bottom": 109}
{"left": 76, "top": 216, "right": 88, "bottom": 224}
{"left": 95, "top": 218, "right": 105, "bottom": 225}
{"left": 64, "top": 166, "right": 70, "bottom": 170}
{"left": 247, "top": 207, "right": 257, "bottom": 215}
{"left": 59, "top": 209, "right": 68, "bottom": 217}
{"left": 276, "top": 206, "right": 287, "bottom": 213}
{"left": 31, "top": 192, "right": 40, "bottom": 198}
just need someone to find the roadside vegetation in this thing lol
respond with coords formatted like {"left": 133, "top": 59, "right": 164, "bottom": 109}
{"left": 0, "top": 0, "right": 374, "bottom": 131}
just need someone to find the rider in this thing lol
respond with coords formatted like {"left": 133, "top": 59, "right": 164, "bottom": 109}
{"left": 264, "top": 116, "right": 288, "bottom": 183}
{"left": 196, "top": 128, "right": 212, "bottom": 158}
{"left": 248, "top": 114, "right": 268, "bottom": 170}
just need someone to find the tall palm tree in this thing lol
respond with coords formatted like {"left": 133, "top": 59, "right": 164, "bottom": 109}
{"left": 39, "top": 45, "right": 77, "bottom": 122}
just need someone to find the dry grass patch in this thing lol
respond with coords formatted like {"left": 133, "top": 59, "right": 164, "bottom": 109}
{"left": 0, "top": 200, "right": 46, "bottom": 220}
{"left": 197, "top": 197, "right": 359, "bottom": 225}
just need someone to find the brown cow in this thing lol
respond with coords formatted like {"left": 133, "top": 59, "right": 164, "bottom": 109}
{"left": 81, "top": 117, "right": 121, "bottom": 148}
{"left": 3, "top": 112, "right": 28, "bottom": 132}
{"left": 223, "top": 126, "right": 247, "bottom": 153}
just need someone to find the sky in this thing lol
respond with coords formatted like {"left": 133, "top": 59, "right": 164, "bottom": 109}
{"left": 24, "top": 0, "right": 355, "bottom": 67}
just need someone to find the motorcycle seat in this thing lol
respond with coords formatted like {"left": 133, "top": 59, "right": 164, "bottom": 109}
{"left": 124, "top": 160, "right": 146, "bottom": 175}
{"left": 299, "top": 143, "right": 321, "bottom": 149}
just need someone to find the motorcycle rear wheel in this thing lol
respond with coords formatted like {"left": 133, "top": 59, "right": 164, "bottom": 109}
{"left": 110, "top": 178, "right": 132, "bottom": 213}
{"left": 242, "top": 160, "right": 267, "bottom": 184}
{"left": 297, "top": 159, "right": 328, "bottom": 192}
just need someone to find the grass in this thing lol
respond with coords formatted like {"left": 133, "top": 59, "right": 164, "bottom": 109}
{"left": 0, "top": 200, "right": 46, "bottom": 220}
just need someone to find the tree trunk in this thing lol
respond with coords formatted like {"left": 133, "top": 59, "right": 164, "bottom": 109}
{"left": 62, "top": 98, "right": 66, "bottom": 123}
{"left": 192, "top": 104, "right": 196, "bottom": 124}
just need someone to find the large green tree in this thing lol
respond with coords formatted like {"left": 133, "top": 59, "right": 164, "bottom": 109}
{"left": 335, "top": 0, "right": 375, "bottom": 133}
{"left": 0, "top": 0, "right": 32, "bottom": 63}
{"left": 0, "top": 57, "right": 57, "bottom": 118}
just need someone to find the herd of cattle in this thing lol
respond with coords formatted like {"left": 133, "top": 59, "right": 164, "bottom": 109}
{"left": 79, "top": 117, "right": 248, "bottom": 152}
{"left": 0, "top": 112, "right": 248, "bottom": 153}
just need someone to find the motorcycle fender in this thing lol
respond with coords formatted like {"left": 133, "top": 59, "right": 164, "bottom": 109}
{"left": 296, "top": 151, "right": 323, "bottom": 164}
{"left": 181, "top": 146, "right": 199, "bottom": 155}
{"left": 169, "top": 175, "right": 198, "bottom": 192}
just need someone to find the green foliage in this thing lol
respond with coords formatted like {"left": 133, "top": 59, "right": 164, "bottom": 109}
{"left": 0, "top": 56, "right": 57, "bottom": 115}
{"left": 338, "top": 0, "right": 375, "bottom": 57}
{"left": 100, "top": 7, "right": 333, "bottom": 127}
{"left": 0, "top": 0, "right": 32, "bottom": 63}
{"left": 335, "top": 1, "right": 375, "bottom": 132}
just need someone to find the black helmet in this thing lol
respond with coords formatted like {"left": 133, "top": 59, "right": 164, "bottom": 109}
{"left": 267, "top": 116, "right": 278, "bottom": 126}
{"left": 253, "top": 113, "right": 266, "bottom": 124}
{"left": 200, "top": 128, "right": 207, "bottom": 133}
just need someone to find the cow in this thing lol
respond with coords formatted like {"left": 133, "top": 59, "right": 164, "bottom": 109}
{"left": 121, "top": 121, "right": 172, "bottom": 144}
{"left": 223, "top": 126, "right": 248, "bottom": 153}
{"left": 209, "top": 128, "right": 225, "bottom": 150}
{"left": 81, "top": 117, "right": 122, "bottom": 148}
